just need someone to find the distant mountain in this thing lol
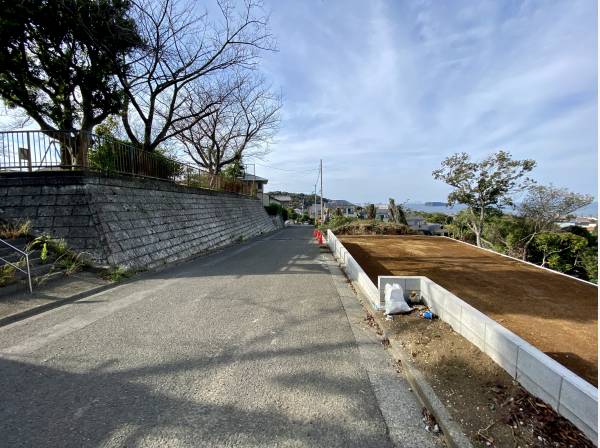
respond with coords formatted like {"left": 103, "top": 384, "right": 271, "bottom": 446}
{"left": 267, "top": 191, "right": 330, "bottom": 210}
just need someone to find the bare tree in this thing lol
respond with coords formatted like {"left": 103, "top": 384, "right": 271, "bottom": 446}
{"left": 366, "top": 204, "right": 376, "bottom": 220}
{"left": 388, "top": 198, "right": 408, "bottom": 225}
{"left": 119, "top": 0, "right": 274, "bottom": 152}
{"left": 174, "top": 73, "right": 280, "bottom": 174}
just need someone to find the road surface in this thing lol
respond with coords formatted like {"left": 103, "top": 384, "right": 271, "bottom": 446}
{"left": 0, "top": 226, "right": 437, "bottom": 447}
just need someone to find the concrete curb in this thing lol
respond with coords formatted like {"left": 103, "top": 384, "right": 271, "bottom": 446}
{"left": 320, "top": 252, "right": 444, "bottom": 448}
{"left": 383, "top": 329, "right": 473, "bottom": 448}
{"left": 322, "top": 248, "right": 471, "bottom": 448}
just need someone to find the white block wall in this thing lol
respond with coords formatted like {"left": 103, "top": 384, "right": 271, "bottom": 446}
{"left": 326, "top": 230, "right": 381, "bottom": 310}
{"left": 326, "top": 231, "right": 598, "bottom": 444}
{"left": 378, "top": 275, "right": 598, "bottom": 444}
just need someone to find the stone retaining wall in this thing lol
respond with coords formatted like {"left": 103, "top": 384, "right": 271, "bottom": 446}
{"left": 0, "top": 172, "right": 276, "bottom": 268}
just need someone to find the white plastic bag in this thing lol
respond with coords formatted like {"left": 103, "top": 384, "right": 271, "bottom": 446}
{"left": 384, "top": 283, "right": 412, "bottom": 315}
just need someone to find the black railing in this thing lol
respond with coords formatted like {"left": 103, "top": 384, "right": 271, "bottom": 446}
{"left": 0, "top": 130, "right": 254, "bottom": 196}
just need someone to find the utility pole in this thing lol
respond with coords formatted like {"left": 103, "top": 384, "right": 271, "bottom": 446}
{"left": 320, "top": 159, "right": 323, "bottom": 223}
{"left": 313, "top": 184, "right": 317, "bottom": 222}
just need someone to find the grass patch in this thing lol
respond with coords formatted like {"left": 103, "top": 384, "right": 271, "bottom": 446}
{"left": 102, "top": 266, "right": 133, "bottom": 282}
{"left": 0, "top": 220, "right": 31, "bottom": 239}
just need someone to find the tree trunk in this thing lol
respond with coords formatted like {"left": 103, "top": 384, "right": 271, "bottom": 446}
{"left": 475, "top": 230, "right": 482, "bottom": 247}
{"left": 521, "top": 233, "right": 536, "bottom": 261}
{"left": 75, "top": 131, "right": 91, "bottom": 168}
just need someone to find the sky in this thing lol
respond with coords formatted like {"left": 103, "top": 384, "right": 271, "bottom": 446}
{"left": 253, "top": 0, "right": 598, "bottom": 203}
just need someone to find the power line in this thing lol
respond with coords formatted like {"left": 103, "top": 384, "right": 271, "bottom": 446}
{"left": 254, "top": 162, "right": 318, "bottom": 174}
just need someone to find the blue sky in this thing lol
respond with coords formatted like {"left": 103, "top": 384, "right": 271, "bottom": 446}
{"left": 254, "top": 0, "right": 598, "bottom": 203}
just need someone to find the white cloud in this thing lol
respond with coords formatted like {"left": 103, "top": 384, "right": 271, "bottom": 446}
{"left": 255, "top": 0, "right": 597, "bottom": 202}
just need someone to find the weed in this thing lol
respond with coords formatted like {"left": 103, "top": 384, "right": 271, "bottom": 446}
{"left": 55, "top": 251, "right": 89, "bottom": 276}
{"left": 0, "top": 220, "right": 31, "bottom": 239}
{"left": 0, "top": 264, "right": 16, "bottom": 286}
{"left": 103, "top": 266, "right": 133, "bottom": 282}
{"left": 40, "top": 242, "right": 48, "bottom": 264}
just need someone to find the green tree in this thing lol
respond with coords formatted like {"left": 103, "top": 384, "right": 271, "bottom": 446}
{"left": 581, "top": 248, "right": 598, "bottom": 283}
{"left": 0, "top": 0, "right": 141, "bottom": 165}
{"left": 223, "top": 157, "right": 245, "bottom": 180}
{"left": 531, "top": 232, "right": 588, "bottom": 272}
{"left": 483, "top": 214, "right": 530, "bottom": 257}
{"left": 518, "top": 184, "right": 593, "bottom": 260}
{"left": 433, "top": 151, "right": 535, "bottom": 247}
{"left": 422, "top": 212, "right": 453, "bottom": 225}
{"left": 446, "top": 210, "right": 475, "bottom": 242}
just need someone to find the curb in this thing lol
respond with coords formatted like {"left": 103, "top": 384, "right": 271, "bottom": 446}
{"left": 331, "top": 255, "right": 474, "bottom": 448}
{"left": 0, "top": 281, "right": 119, "bottom": 328}
{"left": 382, "top": 329, "right": 474, "bottom": 448}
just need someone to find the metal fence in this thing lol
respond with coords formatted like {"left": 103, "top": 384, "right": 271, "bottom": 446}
{"left": 0, "top": 130, "right": 254, "bottom": 196}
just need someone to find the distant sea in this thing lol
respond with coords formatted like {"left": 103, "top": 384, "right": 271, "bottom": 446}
{"left": 403, "top": 202, "right": 598, "bottom": 218}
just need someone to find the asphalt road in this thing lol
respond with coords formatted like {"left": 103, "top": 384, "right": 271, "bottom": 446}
{"left": 0, "top": 226, "right": 436, "bottom": 447}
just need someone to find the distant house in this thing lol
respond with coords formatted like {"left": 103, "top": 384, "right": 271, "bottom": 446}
{"left": 406, "top": 215, "right": 448, "bottom": 236}
{"left": 261, "top": 193, "right": 282, "bottom": 207}
{"left": 557, "top": 217, "right": 598, "bottom": 232}
{"left": 272, "top": 195, "right": 292, "bottom": 208}
{"left": 241, "top": 174, "right": 268, "bottom": 193}
{"left": 308, "top": 203, "right": 323, "bottom": 218}
{"left": 375, "top": 206, "right": 389, "bottom": 221}
{"left": 325, "top": 200, "right": 357, "bottom": 217}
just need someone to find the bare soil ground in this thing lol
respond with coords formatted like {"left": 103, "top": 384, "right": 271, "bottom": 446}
{"left": 364, "top": 307, "right": 594, "bottom": 447}
{"left": 339, "top": 235, "right": 598, "bottom": 386}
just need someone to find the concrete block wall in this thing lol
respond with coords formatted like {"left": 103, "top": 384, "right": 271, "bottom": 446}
{"left": 377, "top": 274, "right": 598, "bottom": 443}
{"left": 326, "top": 230, "right": 380, "bottom": 310}
{"left": 0, "top": 172, "right": 276, "bottom": 268}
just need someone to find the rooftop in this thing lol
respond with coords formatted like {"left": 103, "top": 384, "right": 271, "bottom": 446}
{"left": 326, "top": 200, "right": 356, "bottom": 208}
{"left": 242, "top": 174, "right": 268, "bottom": 183}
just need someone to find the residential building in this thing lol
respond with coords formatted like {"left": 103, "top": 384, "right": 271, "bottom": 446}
{"left": 375, "top": 206, "right": 390, "bottom": 221}
{"left": 308, "top": 204, "right": 323, "bottom": 218}
{"left": 272, "top": 195, "right": 292, "bottom": 208}
{"left": 406, "top": 215, "right": 448, "bottom": 236}
{"left": 241, "top": 174, "right": 268, "bottom": 193}
{"left": 325, "top": 200, "right": 357, "bottom": 217}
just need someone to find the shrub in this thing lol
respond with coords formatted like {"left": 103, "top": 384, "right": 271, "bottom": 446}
{"left": 264, "top": 203, "right": 288, "bottom": 220}
{"left": 325, "top": 215, "right": 354, "bottom": 231}
{"left": 89, "top": 140, "right": 183, "bottom": 180}
{"left": 332, "top": 220, "right": 414, "bottom": 236}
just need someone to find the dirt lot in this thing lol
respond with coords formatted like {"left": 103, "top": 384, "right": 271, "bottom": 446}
{"left": 339, "top": 235, "right": 598, "bottom": 386}
{"left": 364, "top": 307, "right": 593, "bottom": 447}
